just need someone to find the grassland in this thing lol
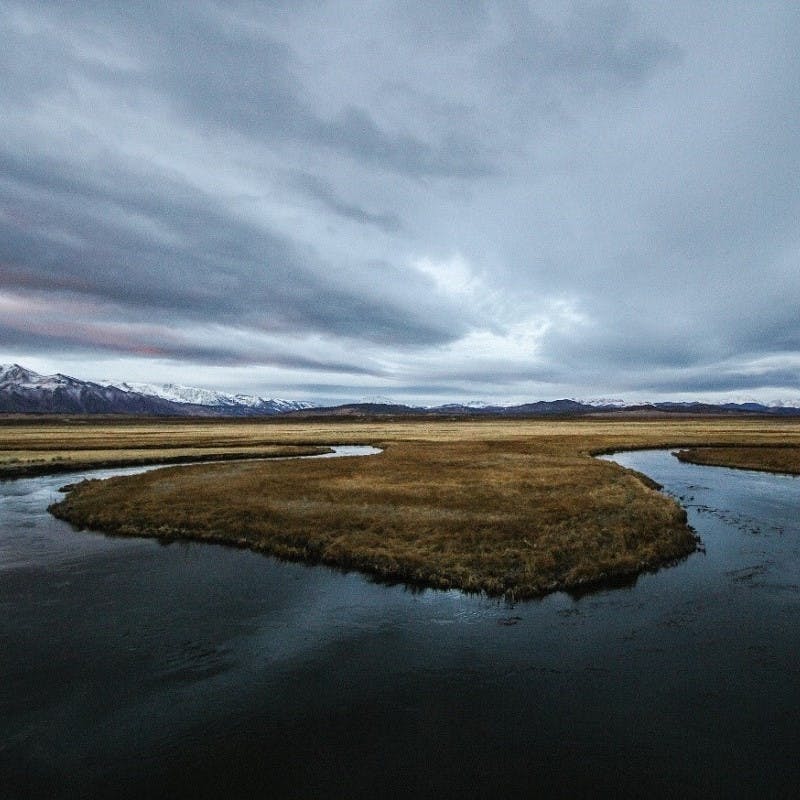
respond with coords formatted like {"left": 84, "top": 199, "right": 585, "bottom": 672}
{"left": 675, "top": 445, "right": 800, "bottom": 475}
{"left": 0, "top": 420, "right": 331, "bottom": 478}
{"left": 23, "top": 416, "right": 798, "bottom": 599}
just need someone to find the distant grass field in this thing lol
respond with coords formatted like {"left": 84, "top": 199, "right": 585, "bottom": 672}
{"left": 30, "top": 416, "right": 800, "bottom": 599}
{"left": 0, "top": 417, "right": 340, "bottom": 477}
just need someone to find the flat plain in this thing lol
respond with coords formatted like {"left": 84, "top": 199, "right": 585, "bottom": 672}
{"left": 5, "top": 416, "right": 799, "bottom": 598}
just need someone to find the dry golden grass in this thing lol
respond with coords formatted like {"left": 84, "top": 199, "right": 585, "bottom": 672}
{"left": 675, "top": 445, "right": 800, "bottom": 475}
{"left": 40, "top": 416, "right": 800, "bottom": 598}
{"left": 0, "top": 424, "right": 329, "bottom": 478}
{"left": 5, "top": 415, "right": 800, "bottom": 449}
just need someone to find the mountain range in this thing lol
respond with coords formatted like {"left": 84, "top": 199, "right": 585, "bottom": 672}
{"left": 1, "top": 364, "right": 799, "bottom": 417}
{"left": 0, "top": 365, "right": 314, "bottom": 416}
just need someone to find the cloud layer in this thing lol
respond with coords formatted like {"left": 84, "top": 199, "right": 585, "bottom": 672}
{"left": 2, "top": 1, "right": 798, "bottom": 402}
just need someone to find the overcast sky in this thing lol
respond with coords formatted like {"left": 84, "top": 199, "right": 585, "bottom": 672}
{"left": 2, "top": 1, "right": 799, "bottom": 404}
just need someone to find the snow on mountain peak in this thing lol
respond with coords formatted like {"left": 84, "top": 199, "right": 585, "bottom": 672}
{"left": 113, "top": 381, "right": 241, "bottom": 406}
{"left": 106, "top": 379, "right": 316, "bottom": 411}
{"left": 358, "top": 395, "right": 398, "bottom": 405}
{"left": 0, "top": 364, "right": 69, "bottom": 390}
{"left": 570, "top": 397, "right": 627, "bottom": 407}
{"left": 0, "top": 364, "right": 40, "bottom": 384}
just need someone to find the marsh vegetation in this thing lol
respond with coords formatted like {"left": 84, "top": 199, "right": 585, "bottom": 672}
{"left": 675, "top": 445, "right": 800, "bottom": 475}
{"left": 0, "top": 420, "right": 330, "bottom": 478}
{"left": 31, "top": 417, "right": 800, "bottom": 598}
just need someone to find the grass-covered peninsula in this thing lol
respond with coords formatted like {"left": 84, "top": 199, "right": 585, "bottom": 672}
{"left": 33, "top": 416, "right": 800, "bottom": 599}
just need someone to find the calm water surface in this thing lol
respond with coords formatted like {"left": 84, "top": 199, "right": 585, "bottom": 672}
{"left": 2, "top": 449, "right": 799, "bottom": 798}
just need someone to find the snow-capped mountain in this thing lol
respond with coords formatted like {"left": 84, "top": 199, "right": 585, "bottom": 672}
{"left": 572, "top": 397, "right": 628, "bottom": 408}
{"left": 0, "top": 364, "right": 185, "bottom": 415}
{"left": 107, "top": 381, "right": 316, "bottom": 413}
{"left": 0, "top": 365, "right": 316, "bottom": 416}
{"left": 110, "top": 381, "right": 244, "bottom": 407}
{"left": 0, "top": 364, "right": 52, "bottom": 389}
{"left": 358, "top": 395, "right": 400, "bottom": 406}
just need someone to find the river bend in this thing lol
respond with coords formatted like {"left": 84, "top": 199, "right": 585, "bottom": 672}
{"left": 1, "top": 448, "right": 799, "bottom": 797}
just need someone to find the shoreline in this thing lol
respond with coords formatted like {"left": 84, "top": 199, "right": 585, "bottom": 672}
{"left": 48, "top": 502, "right": 698, "bottom": 601}
{"left": 0, "top": 445, "right": 332, "bottom": 481}
{"left": 674, "top": 445, "right": 800, "bottom": 476}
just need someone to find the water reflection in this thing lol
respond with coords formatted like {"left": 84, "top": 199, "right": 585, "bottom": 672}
{"left": 2, "top": 450, "right": 800, "bottom": 797}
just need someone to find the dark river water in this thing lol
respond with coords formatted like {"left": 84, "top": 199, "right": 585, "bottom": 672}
{"left": 2, "top": 449, "right": 799, "bottom": 798}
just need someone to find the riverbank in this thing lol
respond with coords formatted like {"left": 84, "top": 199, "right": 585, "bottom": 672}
{"left": 674, "top": 445, "right": 800, "bottom": 475}
{"left": 0, "top": 445, "right": 331, "bottom": 480}
{"left": 0, "top": 418, "right": 358, "bottom": 480}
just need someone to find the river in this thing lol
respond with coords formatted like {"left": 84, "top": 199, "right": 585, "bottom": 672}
{"left": 1, "top": 448, "right": 799, "bottom": 797}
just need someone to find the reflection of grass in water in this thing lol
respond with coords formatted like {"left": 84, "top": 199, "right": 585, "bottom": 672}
{"left": 20, "top": 416, "right": 800, "bottom": 599}
{"left": 675, "top": 446, "right": 800, "bottom": 476}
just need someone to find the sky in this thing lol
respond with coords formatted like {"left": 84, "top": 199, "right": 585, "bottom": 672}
{"left": 1, "top": 1, "right": 799, "bottom": 405}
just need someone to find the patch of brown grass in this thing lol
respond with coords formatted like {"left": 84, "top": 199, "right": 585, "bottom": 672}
{"left": 674, "top": 445, "right": 800, "bottom": 475}
{"left": 0, "top": 444, "right": 330, "bottom": 479}
{"left": 53, "top": 438, "right": 697, "bottom": 598}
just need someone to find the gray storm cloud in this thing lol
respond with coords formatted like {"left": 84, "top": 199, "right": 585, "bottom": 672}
{"left": 1, "top": 1, "right": 798, "bottom": 402}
